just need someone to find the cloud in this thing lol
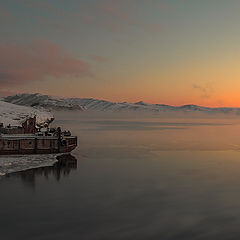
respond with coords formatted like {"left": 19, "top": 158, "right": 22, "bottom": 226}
{"left": 192, "top": 82, "right": 214, "bottom": 99}
{"left": 0, "top": 40, "right": 92, "bottom": 86}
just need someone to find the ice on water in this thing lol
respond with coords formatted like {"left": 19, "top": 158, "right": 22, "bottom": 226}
{"left": 0, "top": 154, "right": 58, "bottom": 176}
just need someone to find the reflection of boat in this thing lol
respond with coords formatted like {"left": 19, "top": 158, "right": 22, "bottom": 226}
{"left": 7, "top": 154, "right": 78, "bottom": 183}
{"left": 0, "top": 117, "right": 77, "bottom": 155}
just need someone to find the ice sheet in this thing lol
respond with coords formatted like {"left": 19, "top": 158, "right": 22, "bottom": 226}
{"left": 0, "top": 154, "right": 58, "bottom": 176}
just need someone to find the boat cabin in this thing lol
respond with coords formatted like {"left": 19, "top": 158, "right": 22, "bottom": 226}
{"left": 0, "top": 117, "right": 77, "bottom": 155}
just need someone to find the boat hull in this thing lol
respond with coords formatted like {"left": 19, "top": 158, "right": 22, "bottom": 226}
{"left": 0, "top": 136, "right": 77, "bottom": 155}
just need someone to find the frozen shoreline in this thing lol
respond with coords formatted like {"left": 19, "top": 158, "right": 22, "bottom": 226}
{"left": 0, "top": 154, "right": 58, "bottom": 176}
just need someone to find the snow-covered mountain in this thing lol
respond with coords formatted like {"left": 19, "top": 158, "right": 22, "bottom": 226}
{"left": 0, "top": 100, "right": 53, "bottom": 127}
{"left": 2, "top": 93, "right": 240, "bottom": 114}
{"left": 3, "top": 93, "right": 85, "bottom": 111}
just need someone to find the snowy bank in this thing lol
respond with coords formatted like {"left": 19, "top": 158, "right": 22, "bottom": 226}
{"left": 0, "top": 100, "right": 53, "bottom": 127}
{"left": 0, "top": 154, "right": 57, "bottom": 176}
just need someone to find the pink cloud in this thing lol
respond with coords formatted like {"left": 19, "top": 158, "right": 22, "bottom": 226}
{"left": 0, "top": 40, "right": 91, "bottom": 86}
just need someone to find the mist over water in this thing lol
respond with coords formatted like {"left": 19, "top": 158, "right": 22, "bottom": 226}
{"left": 1, "top": 111, "right": 240, "bottom": 239}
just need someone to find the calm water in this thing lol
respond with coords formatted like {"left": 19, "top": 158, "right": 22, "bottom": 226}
{"left": 2, "top": 111, "right": 240, "bottom": 239}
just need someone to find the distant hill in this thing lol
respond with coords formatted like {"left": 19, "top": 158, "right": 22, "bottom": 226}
{"left": 2, "top": 93, "right": 240, "bottom": 114}
{"left": 0, "top": 100, "right": 53, "bottom": 127}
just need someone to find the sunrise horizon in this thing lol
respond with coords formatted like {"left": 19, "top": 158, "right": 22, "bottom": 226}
{"left": 1, "top": 1, "right": 240, "bottom": 109}
{"left": 2, "top": 91, "right": 240, "bottom": 108}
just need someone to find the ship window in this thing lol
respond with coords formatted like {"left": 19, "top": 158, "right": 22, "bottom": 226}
{"left": 29, "top": 141, "right": 32, "bottom": 145}
{"left": 61, "top": 140, "right": 67, "bottom": 146}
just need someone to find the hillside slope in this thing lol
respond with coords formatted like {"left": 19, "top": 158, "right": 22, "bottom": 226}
{"left": 0, "top": 100, "right": 53, "bottom": 127}
{"left": 2, "top": 93, "right": 240, "bottom": 114}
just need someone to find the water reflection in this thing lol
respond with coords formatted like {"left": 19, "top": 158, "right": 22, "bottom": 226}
{"left": 75, "top": 120, "right": 231, "bottom": 131}
{"left": 3, "top": 111, "right": 240, "bottom": 240}
{"left": 6, "top": 154, "right": 78, "bottom": 186}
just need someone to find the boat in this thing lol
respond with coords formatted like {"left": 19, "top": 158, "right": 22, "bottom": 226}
{"left": 0, "top": 117, "right": 77, "bottom": 155}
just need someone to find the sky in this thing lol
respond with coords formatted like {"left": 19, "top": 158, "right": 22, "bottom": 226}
{"left": 0, "top": 0, "right": 240, "bottom": 107}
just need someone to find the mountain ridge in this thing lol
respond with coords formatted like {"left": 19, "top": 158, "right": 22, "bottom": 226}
{"left": 2, "top": 93, "right": 240, "bottom": 114}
